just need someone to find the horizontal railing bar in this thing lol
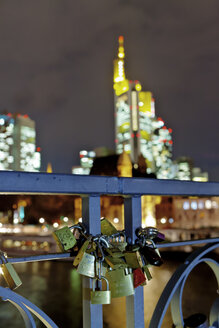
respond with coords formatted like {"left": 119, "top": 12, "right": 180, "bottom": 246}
{"left": 157, "top": 238, "right": 219, "bottom": 248}
{"left": 3, "top": 238, "right": 219, "bottom": 264}
{"left": 6, "top": 252, "right": 72, "bottom": 264}
{"left": 0, "top": 171, "right": 218, "bottom": 196}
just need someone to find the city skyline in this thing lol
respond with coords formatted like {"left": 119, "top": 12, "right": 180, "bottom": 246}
{"left": 0, "top": 1, "right": 218, "bottom": 180}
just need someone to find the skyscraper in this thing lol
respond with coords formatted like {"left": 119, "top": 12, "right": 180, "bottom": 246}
{"left": 113, "top": 36, "right": 173, "bottom": 178}
{"left": 0, "top": 113, "right": 41, "bottom": 171}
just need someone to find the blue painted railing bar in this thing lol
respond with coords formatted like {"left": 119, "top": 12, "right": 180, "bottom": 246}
{"left": 0, "top": 238, "right": 216, "bottom": 265}
{"left": 125, "top": 196, "right": 145, "bottom": 328}
{"left": 156, "top": 238, "right": 219, "bottom": 248}
{"left": 0, "top": 171, "right": 218, "bottom": 327}
{"left": 82, "top": 195, "right": 103, "bottom": 328}
{"left": 149, "top": 242, "right": 219, "bottom": 328}
{"left": 0, "top": 171, "right": 219, "bottom": 196}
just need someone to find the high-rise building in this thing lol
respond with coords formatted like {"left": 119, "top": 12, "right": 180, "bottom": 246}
{"left": 72, "top": 150, "right": 96, "bottom": 175}
{"left": 113, "top": 36, "right": 173, "bottom": 178}
{"left": 0, "top": 113, "right": 41, "bottom": 172}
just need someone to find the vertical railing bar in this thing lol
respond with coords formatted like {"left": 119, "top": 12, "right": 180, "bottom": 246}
{"left": 82, "top": 195, "right": 103, "bottom": 328}
{"left": 124, "top": 196, "right": 145, "bottom": 328}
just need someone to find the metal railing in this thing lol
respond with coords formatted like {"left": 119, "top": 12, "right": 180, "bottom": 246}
{"left": 0, "top": 171, "right": 218, "bottom": 328}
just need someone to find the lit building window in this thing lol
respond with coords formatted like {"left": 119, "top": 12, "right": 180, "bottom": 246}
{"left": 198, "top": 201, "right": 204, "bottom": 209}
{"left": 212, "top": 201, "right": 218, "bottom": 209}
{"left": 191, "top": 201, "right": 198, "bottom": 210}
{"left": 183, "top": 201, "right": 190, "bottom": 210}
{"left": 205, "top": 200, "right": 212, "bottom": 209}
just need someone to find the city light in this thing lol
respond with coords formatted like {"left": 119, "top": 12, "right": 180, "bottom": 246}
{"left": 39, "top": 218, "right": 45, "bottom": 224}
{"left": 145, "top": 214, "right": 156, "bottom": 227}
{"left": 63, "top": 217, "right": 69, "bottom": 222}
{"left": 160, "top": 218, "right": 167, "bottom": 224}
{"left": 205, "top": 200, "right": 211, "bottom": 209}
{"left": 113, "top": 218, "right": 119, "bottom": 224}
{"left": 53, "top": 222, "right": 59, "bottom": 228}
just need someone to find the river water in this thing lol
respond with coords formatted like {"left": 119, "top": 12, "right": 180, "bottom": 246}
{"left": 0, "top": 252, "right": 217, "bottom": 328}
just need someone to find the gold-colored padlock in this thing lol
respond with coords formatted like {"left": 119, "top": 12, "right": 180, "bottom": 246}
{"left": 0, "top": 252, "right": 22, "bottom": 290}
{"left": 106, "top": 248, "right": 124, "bottom": 258}
{"left": 77, "top": 252, "right": 95, "bottom": 278}
{"left": 106, "top": 267, "right": 134, "bottom": 298}
{"left": 73, "top": 237, "right": 92, "bottom": 267}
{"left": 142, "top": 265, "right": 152, "bottom": 281}
{"left": 124, "top": 251, "right": 143, "bottom": 269}
{"left": 53, "top": 226, "right": 77, "bottom": 252}
{"left": 90, "top": 276, "right": 111, "bottom": 304}
{"left": 105, "top": 256, "right": 127, "bottom": 269}
{"left": 101, "top": 218, "right": 118, "bottom": 236}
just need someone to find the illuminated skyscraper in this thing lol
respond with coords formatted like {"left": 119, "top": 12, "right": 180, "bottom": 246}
{"left": 0, "top": 113, "right": 41, "bottom": 171}
{"left": 113, "top": 36, "right": 173, "bottom": 178}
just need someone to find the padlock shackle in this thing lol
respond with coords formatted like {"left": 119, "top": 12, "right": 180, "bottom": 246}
{"left": 136, "top": 227, "right": 158, "bottom": 239}
{"left": 69, "top": 222, "right": 87, "bottom": 234}
{"left": 145, "top": 239, "right": 156, "bottom": 249}
{"left": 96, "top": 240, "right": 105, "bottom": 262}
{"left": 92, "top": 276, "right": 109, "bottom": 291}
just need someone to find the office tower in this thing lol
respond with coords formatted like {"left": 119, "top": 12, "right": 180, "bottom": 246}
{"left": 113, "top": 36, "right": 173, "bottom": 178}
{"left": 0, "top": 113, "right": 41, "bottom": 171}
{"left": 72, "top": 150, "right": 96, "bottom": 175}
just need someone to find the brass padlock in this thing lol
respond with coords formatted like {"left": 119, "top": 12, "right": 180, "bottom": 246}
{"left": 124, "top": 251, "right": 143, "bottom": 269}
{"left": 142, "top": 265, "right": 152, "bottom": 281}
{"left": 106, "top": 247, "right": 124, "bottom": 258}
{"left": 111, "top": 233, "right": 127, "bottom": 252}
{"left": 90, "top": 276, "right": 111, "bottom": 304}
{"left": 73, "top": 237, "right": 92, "bottom": 267}
{"left": 101, "top": 218, "right": 118, "bottom": 236}
{"left": 105, "top": 255, "right": 127, "bottom": 269}
{"left": 106, "top": 267, "right": 134, "bottom": 298}
{"left": 53, "top": 226, "right": 77, "bottom": 252}
{"left": 77, "top": 252, "right": 95, "bottom": 278}
{"left": 0, "top": 253, "right": 22, "bottom": 290}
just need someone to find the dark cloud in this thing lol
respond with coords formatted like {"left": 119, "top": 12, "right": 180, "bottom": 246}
{"left": 0, "top": 0, "right": 218, "bottom": 180}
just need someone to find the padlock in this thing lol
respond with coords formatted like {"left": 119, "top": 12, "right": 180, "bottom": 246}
{"left": 90, "top": 276, "right": 111, "bottom": 304}
{"left": 73, "top": 236, "right": 92, "bottom": 267}
{"left": 101, "top": 218, "right": 118, "bottom": 236}
{"left": 106, "top": 247, "right": 124, "bottom": 258}
{"left": 53, "top": 226, "right": 77, "bottom": 252}
{"left": 140, "top": 245, "right": 163, "bottom": 266}
{"left": 124, "top": 251, "right": 143, "bottom": 269}
{"left": 106, "top": 267, "right": 134, "bottom": 298}
{"left": 0, "top": 253, "right": 22, "bottom": 290}
{"left": 142, "top": 265, "right": 152, "bottom": 281}
{"left": 111, "top": 232, "right": 127, "bottom": 252}
{"left": 77, "top": 252, "right": 95, "bottom": 278}
{"left": 133, "top": 268, "right": 146, "bottom": 288}
{"left": 153, "top": 231, "right": 165, "bottom": 243}
{"left": 105, "top": 255, "right": 127, "bottom": 269}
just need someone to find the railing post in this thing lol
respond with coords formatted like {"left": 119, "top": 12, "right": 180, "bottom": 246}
{"left": 124, "top": 196, "right": 145, "bottom": 328}
{"left": 82, "top": 195, "right": 103, "bottom": 328}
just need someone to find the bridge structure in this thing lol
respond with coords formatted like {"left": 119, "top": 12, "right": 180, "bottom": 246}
{"left": 0, "top": 171, "right": 218, "bottom": 328}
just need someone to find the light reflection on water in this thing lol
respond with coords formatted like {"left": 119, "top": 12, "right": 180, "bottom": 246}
{"left": 0, "top": 254, "right": 217, "bottom": 327}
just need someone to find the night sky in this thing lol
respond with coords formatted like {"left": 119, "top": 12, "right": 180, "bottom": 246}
{"left": 0, "top": 1, "right": 219, "bottom": 180}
